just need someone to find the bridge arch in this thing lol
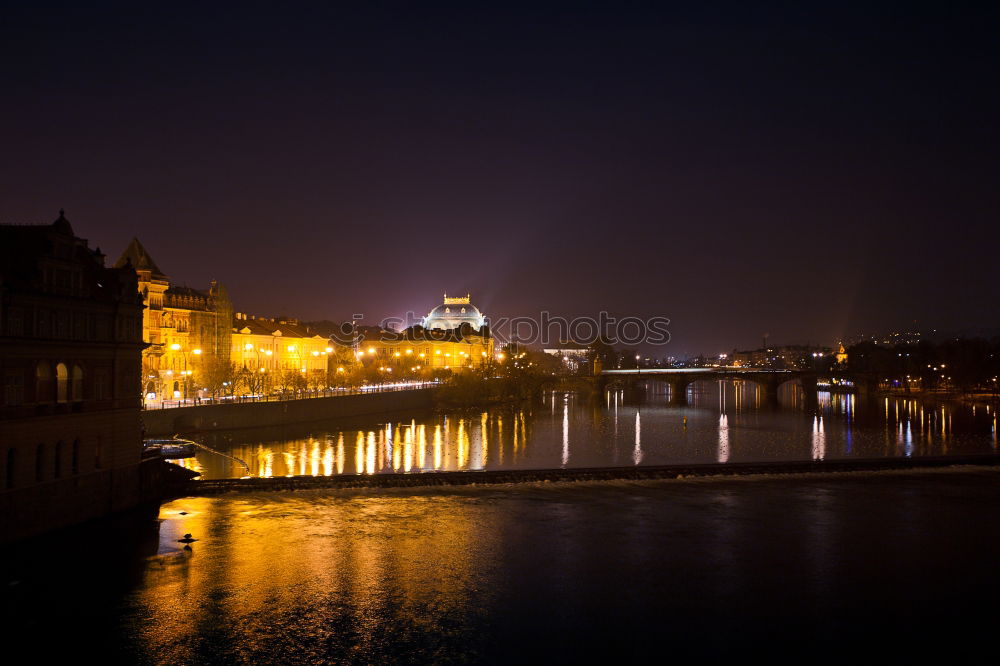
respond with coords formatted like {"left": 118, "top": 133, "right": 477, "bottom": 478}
{"left": 599, "top": 369, "right": 819, "bottom": 406}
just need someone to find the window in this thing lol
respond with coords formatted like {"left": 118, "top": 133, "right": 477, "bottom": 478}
{"left": 35, "top": 443, "right": 45, "bottom": 482}
{"left": 72, "top": 439, "right": 80, "bottom": 474}
{"left": 54, "top": 441, "right": 64, "bottom": 478}
{"left": 35, "top": 362, "right": 51, "bottom": 402}
{"left": 6, "top": 307, "right": 23, "bottom": 336}
{"left": 55, "top": 312, "right": 69, "bottom": 338}
{"left": 94, "top": 437, "right": 104, "bottom": 469}
{"left": 5, "top": 449, "right": 15, "bottom": 489}
{"left": 94, "top": 372, "right": 107, "bottom": 400}
{"left": 72, "top": 365, "right": 84, "bottom": 401}
{"left": 56, "top": 363, "right": 68, "bottom": 403}
{"left": 4, "top": 371, "right": 24, "bottom": 406}
{"left": 38, "top": 310, "right": 51, "bottom": 337}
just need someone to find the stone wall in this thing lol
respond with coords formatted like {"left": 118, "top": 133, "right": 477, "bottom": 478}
{"left": 0, "top": 461, "right": 155, "bottom": 544}
{"left": 142, "top": 388, "right": 437, "bottom": 436}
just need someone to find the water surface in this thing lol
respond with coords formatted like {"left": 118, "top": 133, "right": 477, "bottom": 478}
{"left": 5, "top": 470, "right": 1000, "bottom": 663}
{"left": 177, "top": 382, "right": 999, "bottom": 479}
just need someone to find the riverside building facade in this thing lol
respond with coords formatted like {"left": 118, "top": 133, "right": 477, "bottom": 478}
{"left": 231, "top": 314, "right": 337, "bottom": 389}
{"left": 115, "top": 238, "right": 232, "bottom": 402}
{"left": 0, "top": 212, "right": 148, "bottom": 542}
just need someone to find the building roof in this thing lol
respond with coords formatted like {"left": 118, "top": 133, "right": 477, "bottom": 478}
{"left": 423, "top": 293, "right": 485, "bottom": 330}
{"left": 115, "top": 237, "right": 166, "bottom": 279}
{"left": 0, "top": 211, "right": 140, "bottom": 304}
{"left": 233, "top": 316, "right": 328, "bottom": 340}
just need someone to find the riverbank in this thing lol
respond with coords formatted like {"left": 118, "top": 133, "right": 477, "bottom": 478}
{"left": 142, "top": 387, "right": 436, "bottom": 436}
{"left": 874, "top": 388, "right": 999, "bottom": 405}
{"left": 182, "top": 453, "right": 1000, "bottom": 494}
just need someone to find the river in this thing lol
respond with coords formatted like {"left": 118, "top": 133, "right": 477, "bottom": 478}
{"left": 175, "top": 382, "right": 999, "bottom": 479}
{"left": 3, "top": 384, "right": 999, "bottom": 663}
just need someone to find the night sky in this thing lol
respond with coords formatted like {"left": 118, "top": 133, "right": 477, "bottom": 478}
{"left": 2, "top": 2, "right": 998, "bottom": 356}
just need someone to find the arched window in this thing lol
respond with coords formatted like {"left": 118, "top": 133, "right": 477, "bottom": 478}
{"left": 56, "top": 363, "right": 68, "bottom": 403}
{"left": 36, "top": 361, "right": 51, "bottom": 402}
{"left": 5, "top": 449, "right": 15, "bottom": 489}
{"left": 71, "top": 439, "right": 80, "bottom": 474}
{"left": 72, "top": 365, "right": 84, "bottom": 401}
{"left": 35, "top": 443, "right": 45, "bottom": 482}
{"left": 54, "top": 441, "right": 64, "bottom": 478}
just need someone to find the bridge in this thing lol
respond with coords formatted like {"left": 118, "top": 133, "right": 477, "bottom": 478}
{"left": 599, "top": 368, "right": 827, "bottom": 405}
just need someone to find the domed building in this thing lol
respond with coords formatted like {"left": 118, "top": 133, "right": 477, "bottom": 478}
{"left": 354, "top": 293, "right": 494, "bottom": 372}
{"left": 423, "top": 294, "right": 486, "bottom": 331}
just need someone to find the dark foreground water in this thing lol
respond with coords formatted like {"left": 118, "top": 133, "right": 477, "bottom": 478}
{"left": 4, "top": 469, "right": 1000, "bottom": 663}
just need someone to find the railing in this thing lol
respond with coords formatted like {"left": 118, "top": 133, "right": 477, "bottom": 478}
{"left": 142, "top": 381, "right": 439, "bottom": 410}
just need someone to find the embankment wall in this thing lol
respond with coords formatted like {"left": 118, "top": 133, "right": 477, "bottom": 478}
{"left": 142, "top": 389, "right": 437, "bottom": 436}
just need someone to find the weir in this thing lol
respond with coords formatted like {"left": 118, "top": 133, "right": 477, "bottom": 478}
{"left": 182, "top": 454, "right": 1000, "bottom": 495}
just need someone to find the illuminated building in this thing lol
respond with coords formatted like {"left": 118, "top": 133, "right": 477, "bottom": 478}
{"left": 114, "top": 239, "right": 232, "bottom": 401}
{"left": 231, "top": 314, "right": 334, "bottom": 376}
{"left": 0, "top": 212, "right": 147, "bottom": 542}
{"left": 423, "top": 294, "right": 485, "bottom": 330}
{"left": 543, "top": 341, "right": 591, "bottom": 371}
{"left": 835, "top": 343, "right": 848, "bottom": 365}
{"left": 358, "top": 294, "right": 494, "bottom": 370}
{"left": 730, "top": 344, "right": 834, "bottom": 369}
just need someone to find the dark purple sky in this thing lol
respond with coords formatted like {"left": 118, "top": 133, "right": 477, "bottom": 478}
{"left": 2, "top": 2, "right": 998, "bottom": 356}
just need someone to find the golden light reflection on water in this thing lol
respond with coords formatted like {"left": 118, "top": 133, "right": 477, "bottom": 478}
{"left": 139, "top": 493, "right": 498, "bottom": 663}
{"left": 183, "top": 388, "right": 996, "bottom": 480}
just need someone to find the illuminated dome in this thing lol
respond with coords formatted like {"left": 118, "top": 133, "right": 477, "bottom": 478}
{"left": 423, "top": 294, "right": 485, "bottom": 331}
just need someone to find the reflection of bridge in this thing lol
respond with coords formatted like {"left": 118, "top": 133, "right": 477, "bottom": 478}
{"left": 599, "top": 368, "right": 821, "bottom": 405}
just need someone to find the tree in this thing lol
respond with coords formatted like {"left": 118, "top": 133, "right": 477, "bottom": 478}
{"left": 236, "top": 366, "right": 270, "bottom": 396}
{"left": 588, "top": 336, "right": 618, "bottom": 373}
{"left": 201, "top": 356, "right": 237, "bottom": 397}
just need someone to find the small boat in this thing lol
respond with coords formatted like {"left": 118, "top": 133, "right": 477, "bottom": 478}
{"left": 143, "top": 437, "right": 198, "bottom": 459}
